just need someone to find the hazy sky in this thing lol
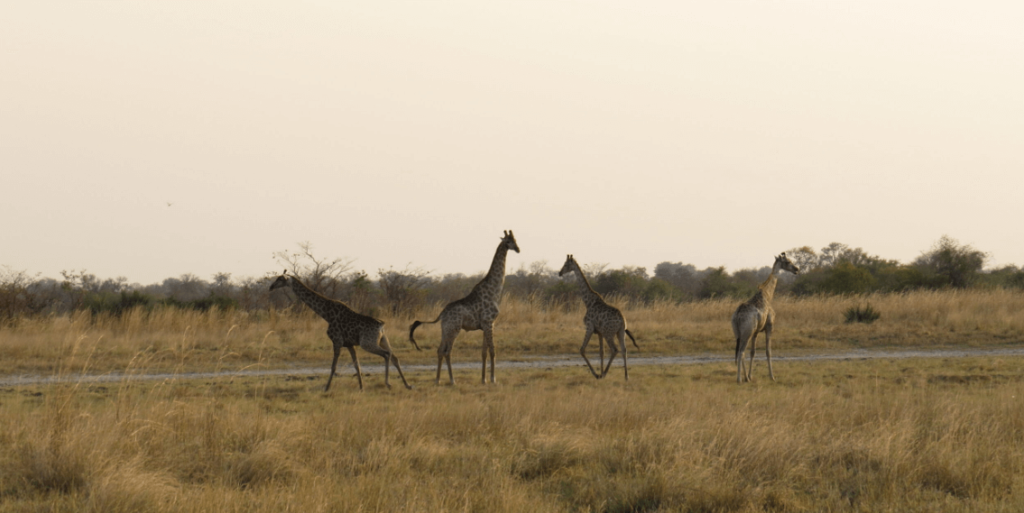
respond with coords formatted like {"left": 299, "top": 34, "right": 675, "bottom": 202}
{"left": 3, "top": 2, "right": 1022, "bottom": 285}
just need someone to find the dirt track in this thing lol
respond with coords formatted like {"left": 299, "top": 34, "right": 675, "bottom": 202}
{"left": 4, "top": 346, "right": 1024, "bottom": 387}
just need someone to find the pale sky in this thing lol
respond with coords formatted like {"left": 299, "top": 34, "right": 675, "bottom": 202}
{"left": 3, "top": 2, "right": 1022, "bottom": 285}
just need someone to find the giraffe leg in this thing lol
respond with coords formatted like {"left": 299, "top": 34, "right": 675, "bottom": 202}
{"left": 737, "top": 337, "right": 745, "bottom": 382}
{"left": 483, "top": 326, "right": 496, "bottom": 384}
{"left": 325, "top": 344, "right": 342, "bottom": 392}
{"left": 480, "top": 329, "right": 489, "bottom": 384}
{"left": 598, "top": 332, "right": 605, "bottom": 379}
{"left": 436, "top": 326, "right": 458, "bottom": 385}
{"left": 601, "top": 336, "right": 619, "bottom": 378}
{"left": 765, "top": 324, "right": 776, "bottom": 382}
{"left": 579, "top": 329, "right": 601, "bottom": 379}
{"left": 735, "top": 335, "right": 748, "bottom": 384}
{"left": 618, "top": 330, "right": 629, "bottom": 381}
{"left": 747, "top": 332, "right": 757, "bottom": 382}
{"left": 380, "top": 331, "right": 412, "bottom": 389}
{"left": 361, "top": 331, "right": 400, "bottom": 390}
{"left": 347, "top": 346, "right": 363, "bottom": 391}
{"left": 435, "top": 349, "right": 444, "bottom": 385}
{"left": 435, "top": 329, "right": 450, "bottom": 385}
{"left": 445, "top": 350, "right": 455, "bottom": 386}
{"left": 390, "top": 354, "right": 413, "bottom": 389}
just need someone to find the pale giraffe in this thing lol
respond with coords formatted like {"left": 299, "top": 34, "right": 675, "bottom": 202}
{"left": 270, "top": 272, "right": 412, "bottom": 391}
{"left": 409, "top": 230, "right": 520, "bottom": 385}
{"left": 558, "top": 254, "right": 639, "bottom": 380}
{"left": 731, "top": 253, "right": 800, "bottom": 383}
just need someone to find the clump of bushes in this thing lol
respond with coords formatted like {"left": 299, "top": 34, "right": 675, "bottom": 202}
{"left": 844, "top": 304, "right": 881, "bottom": 324}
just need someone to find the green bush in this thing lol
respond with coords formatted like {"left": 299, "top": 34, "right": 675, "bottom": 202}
{"left": 844, "top": 304, "right": 880, "bottom": 324}
{"left": 84, "top": 290, "right": 154, "bottom": 316}
{"left": 161, "top": 294, "right": 237, "bottom": 312}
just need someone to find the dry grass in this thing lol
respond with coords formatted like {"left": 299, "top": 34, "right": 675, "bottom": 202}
{"left": 2, "top": 289, "right": 1023, "bottom": 378}
{"left": 3, "top": 289, "right": 1024, "bottom": 511}
{"left": 3, "top": 355, "right": 1024, "bottom": 512}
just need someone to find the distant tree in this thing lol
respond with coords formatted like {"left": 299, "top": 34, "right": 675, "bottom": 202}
{"left": 698, "top": 267, "right": 747, "bottom": 299}
{"left": 163, "top": 273, "right": 209, "bottom": 302}
{"left": 377, "top": 266, "right": 431, "bottom": 316}
{"left": 544, "top": 279, "right": 577, "bottom": 309}
{"left": 914, "top": 235, "right": 987, "bottom": 289}
{"left": 211, "top": 272, "right": 233, "bottom": 296}
{"left": 273, "top": 242, "right": 354, "bottom": 299}
{"left": 60, "top": 269, "right": 102, "bottom": 311}
{"left": 818, "top": 261, "right": 877, "bottom": 294}
{"left": 984, "top": 265, "right": 1024, "bottom": 289}
{"left": 873, "top": 264, "right": 929, "bottom": 292}
{"left": 505, "top": 261, "right": 557, "bottom": 299}
{"left": 654, "top": 261, "right": 702, "bottom": 299}
{"left": 427, "top": 273, "right": 477, "bottom": 305}
{"left": 0, "top": 266, "right": 38, "bottom": 323}
{"left": 345, "top": 270, "right": 379, "bottom": 314}
{"left": 593, "top": 266, "right": 649, "bottom": 299}
{"left": 731, "top": 268, "right": 763, "bottom": 292}
{"left": 239, "top": 275, "right": 276, "bottom": 311}
{"left": 790, "top": 243, "right": 894, "bottom": 295}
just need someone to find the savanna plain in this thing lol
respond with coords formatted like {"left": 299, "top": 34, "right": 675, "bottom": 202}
{"left": 3, "top": 289, "right": 1024, "bottom": 512}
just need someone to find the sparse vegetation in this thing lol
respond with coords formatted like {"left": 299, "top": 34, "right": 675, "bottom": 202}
{"left": 3, "top": 356, "right": 1024, "bottom": 512}
{"left": 2, "top": 288, "right": 1024, "bottom": 376}
{"left": 2, "top": 235, "right": 1024, "bottom": 510}
{"left": 844, "top": 303, "right": 881, "bottom": 324}
{"left": 3, "top": 237, "right": 1022, "bottom": 328}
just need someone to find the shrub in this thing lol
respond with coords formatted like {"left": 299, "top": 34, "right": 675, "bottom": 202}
{"left": 844, "top": 304, "right": 881, "bottom": 324}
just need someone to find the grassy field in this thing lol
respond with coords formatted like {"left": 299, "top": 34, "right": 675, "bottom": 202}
{"left": 2, "top": 289, "right": 1024, "bottom": 511}
{"left": 3, "top": 356, "right": 1024, "bottom": 512}
{"left": 2, "top": 289, "right": 1023, "bottom": 377}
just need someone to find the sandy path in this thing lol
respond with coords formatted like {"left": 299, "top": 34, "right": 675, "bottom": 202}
{"left": 4, "top": 346, "right": 1024, "bottom": 387}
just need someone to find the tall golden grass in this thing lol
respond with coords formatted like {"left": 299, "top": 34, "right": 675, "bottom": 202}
{"left": 2, "top": 356, "right": 1024, "bottom": 511}
{"left": 2, "top": 289, "right": 1022, "bottom": 377}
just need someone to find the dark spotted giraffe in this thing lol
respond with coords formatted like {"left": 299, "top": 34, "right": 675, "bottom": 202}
{"left": 409, "top": 230, "right": 519, "bottom": 385}
{"left": 270, "top": 272, "right": 412, "bottom": 391}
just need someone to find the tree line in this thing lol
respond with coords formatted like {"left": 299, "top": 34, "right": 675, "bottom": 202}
{"left": 2, "top": 236, "right": 1022, "bottom": 324}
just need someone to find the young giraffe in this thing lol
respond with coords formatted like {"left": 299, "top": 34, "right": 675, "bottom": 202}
{"left": 409, "top": 230, "right": 520, "bottom": 385}
{"left": 270, "top": 272, "right": 412, "bottom": 391}
{"left": 558, "top": 255, "right": 639, "bottom": 380}
{"left": 731, "top": 253, "right": 800, "bottom": 383}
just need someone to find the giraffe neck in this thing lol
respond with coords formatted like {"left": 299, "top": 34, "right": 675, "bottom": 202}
{"left": 756, "top": 265, "right": 781, "bottom": 305}
{"left": 475, "top": 241, "right": 511, "bottom": 301}
{"left": 287, "top": 276, "right": 335, "bottom": 320}
{"left": 571, "top": 265, "right": 602, "bottom": 308}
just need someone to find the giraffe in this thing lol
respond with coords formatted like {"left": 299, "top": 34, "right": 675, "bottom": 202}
{"left": 409, "top": 230, "right": 520, "bottom": 385}
{"left": 731, "top": 253, "right": 800, "bottom": 383}
{"left": 558, "top": 254, "right": 639, "bottom": 380}
{"left": 269, "top": 272, "right": 412, "bottom": 391}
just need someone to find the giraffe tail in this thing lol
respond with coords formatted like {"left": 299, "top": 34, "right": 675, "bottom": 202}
{"left": 408, "top": 316, "right": 440, "bottom": 351}
{"left": 625, "top": 329, "right": 639, "bottom": 350}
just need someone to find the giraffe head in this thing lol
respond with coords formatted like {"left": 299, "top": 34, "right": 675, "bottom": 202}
{"left": 269, "top": 271, "right": 291, "bottom": 291}
{"left": 774, "top": 253, "right": 800, "bottom": 275}
{"left": 502, "top": 230, "right": 520, "bottom": 253}
{"left": 558, "top": 254, "right": 578, "bottom": 277}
